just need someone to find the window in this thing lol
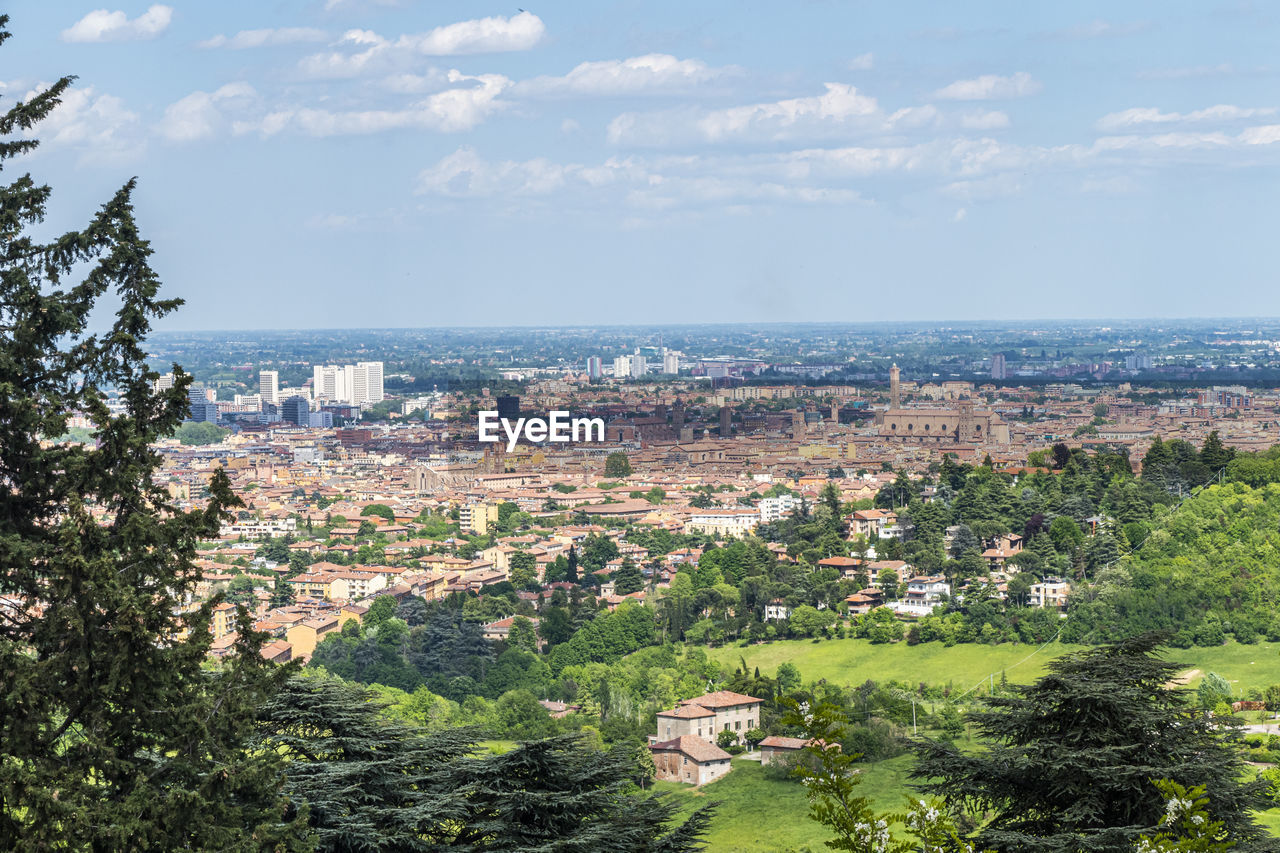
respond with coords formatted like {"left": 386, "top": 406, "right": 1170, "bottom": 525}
{"left": 748, "top": 719, "right": 754, "bottom": 728}
{"left": 724, "top": 723, "right": 730, "bottom": 731}
{"left": 735, "top": 721, "right": 741, "bottom": 730}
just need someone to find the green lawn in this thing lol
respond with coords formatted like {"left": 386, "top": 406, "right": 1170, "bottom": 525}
{"left": 656, "top": 754, "right": 1280, "bottom": 851}
{"left": 656, "top": 755, "right": 919, "bottom": 853}
{"left": 706, "top": 637, "right": 1084, "bottom": 694}
{"left": 669, "top": 639, "right": 1280, "bottom": 848}
{"left": 705, "top": 638, "right": 1280, "bottom": 699}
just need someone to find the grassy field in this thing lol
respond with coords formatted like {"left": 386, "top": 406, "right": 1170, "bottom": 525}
{"left": 657, "top": 755, "right": 917, "bottom": 853}
{"left": 667, "top": 639, "right": 1280, "bottom": 849}
{"left": 705, "top": 638, "right": 1280, "bottom": 697}
{"left": 658, "top": 754, "right": 1280, "bottom": 851}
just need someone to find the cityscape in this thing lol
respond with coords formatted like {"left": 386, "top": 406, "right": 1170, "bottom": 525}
{"left": 6, "top": 2, "right": 1280, "bottom": 851}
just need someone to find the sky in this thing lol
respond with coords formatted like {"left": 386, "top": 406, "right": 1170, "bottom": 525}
{"left": 5, "top": 1, "right": 1280, "bottom": 329}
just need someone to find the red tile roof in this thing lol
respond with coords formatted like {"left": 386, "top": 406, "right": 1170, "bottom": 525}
{"left": 681, "top": 690, "right": 763, "bottom": 709}
{"left": 651, "top": 735, "right": 732, "bottom": 763}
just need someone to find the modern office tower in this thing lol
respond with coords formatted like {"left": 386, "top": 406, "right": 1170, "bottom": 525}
{"left": 311, "top": 361, "right": 383, "bottom": 405}
{"left": 281, "top": 395, "right": 311, "bottom": 426}
{"left": 356, "top": 361, "right": 384, "bottom": 402}
{"left": 312, "top": 365, "right": 345, "bottom": 402}
{"left": 990, "top": 353, "right": 1007, "bottom": 380}
{"left": 154, "top": 372, "right": 176, "bottom": 392}
{"left": 186, "top": 386, "right": 220, "bottom": 423}
{"left": 586, "top": 356, "right": 602, "bottom": 379}
{"left": 259, "top": 369, "right": 279, "bottom": 405}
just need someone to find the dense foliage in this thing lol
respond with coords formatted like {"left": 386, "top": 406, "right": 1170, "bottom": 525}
{"left": 257, "top": 675, "right": 716, "bottom": 852}
{"left": 0, "top": 23, "right": 307, "bottom": 848}
{"left": 911, "top": 635, "right": 1269, "bottom": 852}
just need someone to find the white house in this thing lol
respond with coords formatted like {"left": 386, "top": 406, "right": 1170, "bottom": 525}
{"left": 888, "top": 575, "right": 950, "bottom": 617}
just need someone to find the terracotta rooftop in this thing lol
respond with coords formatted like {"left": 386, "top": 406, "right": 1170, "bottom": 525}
{"left": 680, "top": 690, "right": 763, "bottom": 709}
{"left": 657, "top": 704, "right": 715, "bottom": 719}
{"left": 651, "top": 735, "right": 732, "bottom": 763}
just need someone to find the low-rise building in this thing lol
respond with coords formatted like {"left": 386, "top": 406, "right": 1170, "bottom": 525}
{"left": 655, "top": 690, "right": 762, "bottom": 745}
{"left": 650, "top": 735, "right": 733, "bottom": 786}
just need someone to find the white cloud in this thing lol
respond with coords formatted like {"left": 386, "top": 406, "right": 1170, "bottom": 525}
{"left": 62, "top": 5, "right": 172, "bottom": 43}
{"left": 933, "top": 71, "right": 1041, "bottom": 101}
{"left": 1240, "top": 125, "right": 1280, "bottom": 145}
{"left": 20, "top": 83, "right": 141, "bottom": 162}
{"left": 237, "top": 71, "right": 510, "bottom": 136}
{"left": 848, "top": 53, "right": 875, "bottom": 71}
{"left": 515, "top": 54, "right": 737, "bottom": 97}
{"left": 1049, "top": 19, "right": 1152, "bottom": 40}
{"left": 298, "top": 12, "right": 544, "bottom": 78}
{"left": 199, "top": 28, "right": 327, "bottom": 49}
{"left": 1096, "top": 104, "right": 1276, "bottom": 131}
{"left": 407, "top": 11, "right": 544, "bottom": 55}
{"left": 158, "top": 82, "right": 256, "bottom": 142}
{"left": 608, "top": 83, "right": 938, "bottom": 146}
{"left": 415, "top": 145, "right": 859, "bottom": 210}
{"left": 960, "top": 110, "right": 1010, "bottom": 130}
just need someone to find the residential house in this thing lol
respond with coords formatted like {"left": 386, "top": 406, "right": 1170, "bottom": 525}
{"left": 650, "top": 736, "right": 733, "bottom": 786}
{"left": 889, "top": 575, "right": 950, "bottom": 617}
{"left": 763, "top": 599, "right": 791, "bottom": 621}
{"left": 655, "top": 690, "right": 762, "bottom": 745}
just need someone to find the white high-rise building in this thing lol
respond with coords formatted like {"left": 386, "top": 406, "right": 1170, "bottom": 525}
{"left": 313, "top": 365, "right": 347, "bottom": 402}
{"left": 312, "top": 361, "right": 384, "bottom": 404}
{"left": 613, "top": 356, "right": 631, "bottom": 378}
{"left": 259, "top": 370, "right": 279, "bottom": 405}
{"left": 357, "top": 361, "right": 384, "bottom": 402}
{"left": 630, "top": 354, "right": 647, "bottom": 379}
{"left": 662, "top": 351, "right": 680, "bottom": 374}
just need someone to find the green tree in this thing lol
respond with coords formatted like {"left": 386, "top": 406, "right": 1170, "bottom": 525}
{"left": 507, "top": 616, "right": 538, "bottom": 653}
{"left": 1136, "top": 780, "right": 1237, "bottom": 852}
{"left": 256, "top": 675, "right": 466, "bottom": 850}
{"left": 175, "top": 420, "right": 230, "bottom": 445}
{"left": 911, "top": 635, "right": 1269, "bottom": 852}
{"left": 613, "top": 558, "right": 644, "bottom": 595}
{"left": 565, "top": 545, "right": 579, "bottom": 584}
{"left": 509, "top": 550, "right": 538, "bottom": 589}
{"left": 360, "top": 503, "right": 395, "bottom": 521}
{"left": 1198, "top": 672, "right": 1233, "bottom": 710}
{"left": 716, "top": 728, "right": 739, "bottom": 749}
{"left": 604, "top": 451, "right": 633, "bottom": 478}
{"left": 777, "top": 661, "right": 802, "bottom": 693}
{"left": 365, "top": 594, "right": 398, "bottom": 630}
{"left": 0, "top": 29, "right": 308, "bottom": 847}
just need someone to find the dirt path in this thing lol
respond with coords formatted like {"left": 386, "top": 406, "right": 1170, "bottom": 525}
{"left": 1167, "top": 668, "right": 1201, "bottom": 687}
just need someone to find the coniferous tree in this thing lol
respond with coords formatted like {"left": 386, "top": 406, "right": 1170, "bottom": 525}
{"left": 0, "top": 20, "right": 308, "bottom": 848}
{"left": 566, "top": 544, "right": 579, "bottom": 583}
{"left": 910, "top": 635, "right": 1268, "bottom": 853}
{"left": 260, "top": 676, "right": 716, "bottom": 852}
{"left": 256, "top": 676, "right": 472, "bottom": 852}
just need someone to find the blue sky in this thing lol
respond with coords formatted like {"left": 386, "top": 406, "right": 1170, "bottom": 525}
{"left": 6, "top": 1, "right": 1280, "bottom": 329}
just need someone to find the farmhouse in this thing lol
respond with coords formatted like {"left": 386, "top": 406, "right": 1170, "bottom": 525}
{"left": 650, "top": 735, "right": 733, "bottom": 786}
{"left": 655, "top": 690, "right": 763, "bottom": 745}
